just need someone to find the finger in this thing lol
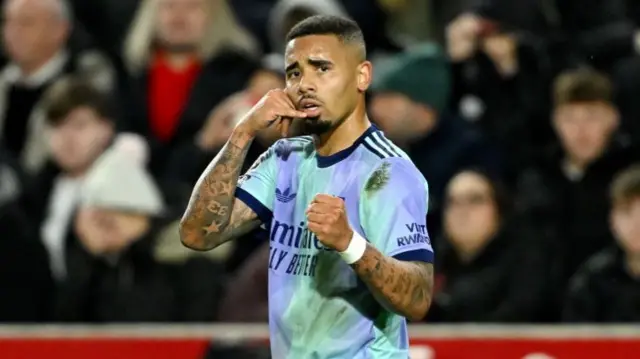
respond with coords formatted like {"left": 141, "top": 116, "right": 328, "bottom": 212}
{"left": 273, "top": 96, "right": 308, "bottom": 118}
{"left": 306, "top": 220, "right": 323, "bottom": 233}
{"left": 313, "top": 194, "right": 342, "bottom": 205}
{"left": 306, "top": 211, "right": 333, "bottom": 224}
{"left": 306, "top": 202, "right": 333, "bottom": 214}
{"left": 277, "top": 107, "right": 308, "bottom": 119}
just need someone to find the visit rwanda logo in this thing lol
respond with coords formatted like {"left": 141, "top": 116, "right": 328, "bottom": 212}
{"left": 276, "top": 187, "right": 296, "bottom": 203}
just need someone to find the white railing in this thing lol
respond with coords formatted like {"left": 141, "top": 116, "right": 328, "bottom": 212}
{"left": 0, "top": 324, "right": 638, "bottom": 338}
{"left": 2, "top": 325, "right": 640, "bottom": 358}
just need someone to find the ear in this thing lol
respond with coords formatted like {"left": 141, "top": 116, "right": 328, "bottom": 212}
{"left": 356, "top": 61, "right": 373, "bottom": 92}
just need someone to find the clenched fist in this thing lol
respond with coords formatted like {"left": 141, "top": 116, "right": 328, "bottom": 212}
{"left": 306, "top": 194, "right": 354, "bottom": 252}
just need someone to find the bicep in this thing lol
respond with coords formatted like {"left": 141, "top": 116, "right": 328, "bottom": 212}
{"left": 220, "top": 198, "right": 262, "bottom": 242}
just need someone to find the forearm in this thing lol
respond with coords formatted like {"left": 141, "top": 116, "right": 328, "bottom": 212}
{"left": 351, "top": 244, "right": 433, "bottom": 321}
{"left": 179, "top": 128, "right": 254, "bottom": 250}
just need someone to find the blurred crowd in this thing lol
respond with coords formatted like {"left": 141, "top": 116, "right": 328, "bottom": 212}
{"left": 0, "top": 0, "right": 639, "bottom": 326}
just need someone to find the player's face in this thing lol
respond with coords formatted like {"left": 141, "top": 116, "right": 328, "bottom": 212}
{"left": 284, "top": 35, "right": 363, "bottom": 135}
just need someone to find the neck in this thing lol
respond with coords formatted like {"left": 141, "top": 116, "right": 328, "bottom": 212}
{"left": 455, "top": 246, "right": 481, "bottom": 263}
{"left": 625, "top": 252, "right": 640, "bottom": 279}
{"left": 315, "top": 106, "right": 370, "bottom": 156}
{"left": 65, "top": 168, "right": 87, "bottom": 179}
{"left": 564, "top": 155, "right": 590, "bottom": 173}
{"left": 19, "top": 53, "right": 58, "bottom": 78}
{"left": 161, "top": 51, "right": 198, "bottom": 70}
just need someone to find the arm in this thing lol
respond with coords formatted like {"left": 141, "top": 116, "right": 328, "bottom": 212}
{"left": 179, "top": 129, "right": 260, "bottom": 251}
{"left": 358, "top": 159, "right": 435, "bottom": 321}
{"left": 352, "top": 245, "right": 433, "bottom": 321}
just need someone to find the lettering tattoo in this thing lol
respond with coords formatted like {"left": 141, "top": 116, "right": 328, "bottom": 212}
{"left": 351, "top": 244, "right": 433, "bottom": 321}
{"left": 180, "top": 131, "right": 260, "bottom": 250}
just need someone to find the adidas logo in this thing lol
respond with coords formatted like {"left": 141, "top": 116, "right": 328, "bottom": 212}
{"left": 276, "top": 187, "right": 296, "bottom": 203}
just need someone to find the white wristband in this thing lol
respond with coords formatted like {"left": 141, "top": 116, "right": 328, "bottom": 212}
{"left": 338, "top": 231, "right": 367, "bottom": 264}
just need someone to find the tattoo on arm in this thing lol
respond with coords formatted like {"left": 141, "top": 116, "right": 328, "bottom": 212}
{"left": 351, "top": 244, "right": 434, "bottom": 321}
{"left": 179, "top": 130, "right": 259, "bottom": 250}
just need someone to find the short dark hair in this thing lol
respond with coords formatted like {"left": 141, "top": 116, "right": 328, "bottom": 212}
{"left": 553, "top": 67, "right": 612, "bottom": 107}
{"left": 285, "top": 15, "right": 366, "bottom": 60}
{"left": 42, "top": 76, "right": 113, "bottom": 126}
{"left": 610, "top": 165, "right": 640, "bottom": 208}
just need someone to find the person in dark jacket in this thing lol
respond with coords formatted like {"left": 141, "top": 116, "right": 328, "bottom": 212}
{"left": 516, "top": 67, "right": 639, "bottom": 319}
{"left": 54, "top": 145, "right": 224, "bottom": 322}
{"left": 445, "top": 12, "right": 552, "bottom": 181}
{"left": 563, "top": 165, "right": 640, "bottom": 322}
{"left": 118, "top": 0, "right": 259, "bottom": 178}
{"left": 427, "top": 169, "right": 547, "bottom": 322}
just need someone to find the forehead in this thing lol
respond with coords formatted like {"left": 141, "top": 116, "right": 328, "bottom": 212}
{"left": 5, "top": 0, "right": 55, "bottom": 16}
{"left": 285, "top": 35, "right": 349, "bottom": 65}
{"left": 448, "top": 172, "right": 490, "bottom": 194}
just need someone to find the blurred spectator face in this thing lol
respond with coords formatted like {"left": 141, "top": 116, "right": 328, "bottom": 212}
{"left": 481, "top": 33, "right": 517, "bottom": 62}
{"left": 76, "top": 208, "right": 150, "bottom": 255}
{"left": 444, "top": 171, "right": 500, "bottom": 254}
{"left": 612, "top": 198, "right": 640, "bottom": 254}
{"left": 553, "top": 102, "right": 618, "bottom": 165}
{"left": 156, "top": 0, "right": 208, "bottom": 52}
{"left": 2, "top": 0, "right": 69, "bottom": 70}
{"left": 48, "top": 107, "right": 113, "bottom": 175}
{"left": 248, "top": 70, "right": 285, "bottom": 101}
{"left": 370, "top": 93, "right": 434, "bottom": 143}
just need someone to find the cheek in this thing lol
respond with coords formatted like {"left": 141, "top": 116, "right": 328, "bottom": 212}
{"left": 189, "top": 12, "right": 208, "bottom": 36}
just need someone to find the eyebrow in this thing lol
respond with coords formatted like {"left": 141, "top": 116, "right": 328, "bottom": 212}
{"left": 285, "top": 58, "right": 334, "bottom": 73}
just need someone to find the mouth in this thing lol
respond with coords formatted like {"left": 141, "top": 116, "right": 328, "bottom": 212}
{"left": 299, "top": 99, "right": 322, "bottom": 117}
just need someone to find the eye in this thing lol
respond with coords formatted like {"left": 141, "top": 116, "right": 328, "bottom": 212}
{"left": 287, "top": 70, "right": 300, "bottom": 79}
{"left": 318, "top": 65, "right": 330, "bottom": 73}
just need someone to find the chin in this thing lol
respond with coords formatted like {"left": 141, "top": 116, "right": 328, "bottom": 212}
{"left": 300, "top": 117, "right": 333, "bottom": 136}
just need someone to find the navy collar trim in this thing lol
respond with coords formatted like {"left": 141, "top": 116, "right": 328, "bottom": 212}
{"left": 315, "top": 125, "right": 377, "bottom": 168}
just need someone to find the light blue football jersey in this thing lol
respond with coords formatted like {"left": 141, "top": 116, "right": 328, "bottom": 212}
{"left": 235, "top": 125, "right": 433, "bottom": 359}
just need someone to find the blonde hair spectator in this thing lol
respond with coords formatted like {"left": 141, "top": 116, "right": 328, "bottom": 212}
{"left": 123, "top": 0, "right": 258, "bottom": 74}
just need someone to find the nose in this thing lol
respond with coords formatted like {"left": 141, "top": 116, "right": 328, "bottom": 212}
{"left": 298, "top": 74, "right": 316, "bottom": 94}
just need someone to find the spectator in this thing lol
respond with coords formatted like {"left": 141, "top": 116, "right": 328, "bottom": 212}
{"left": 0, "top": 0, "right": 114, "bottom": 173}
{"left": 445, "top": 12, "right": 551, "bottom": 181}
{"left": 370, "top": 43, "right": 501, "bottom": 237}
{"left": 119, "top": 0, "right": 259, "bottom": 177}
{"left": 427, "top": 169, "right": 546, "bottom": 322}
{"left": 465, "top": 0, "right": 635, "bottom": 71}
{"left": 517, "top": 68, "right": 639, "bottom": 318}
{"left": 19, "top": 77, "right": 116, "bottom": 282}
{"left": 54, "top": 146, "right": 224, "bottom": 322}
{"left": 563, "top": 165, "right": 640, "bottom": 322}
{"left": 0, "top": 147, "right": 53, "bottom": 322}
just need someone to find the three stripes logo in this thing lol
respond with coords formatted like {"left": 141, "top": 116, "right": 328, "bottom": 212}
{"left": 276, "top": 187, "right": 296, "bottom": 203}
{"left": 362, "top": 131, "right": 402, "bottom": 159}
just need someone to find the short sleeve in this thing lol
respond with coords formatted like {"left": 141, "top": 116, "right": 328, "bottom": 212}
{"left": 358, "top": 159, "right": 433, "bottom": 263}
{"left": 235, "top": 145, "right": 277, "bottom": 224}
